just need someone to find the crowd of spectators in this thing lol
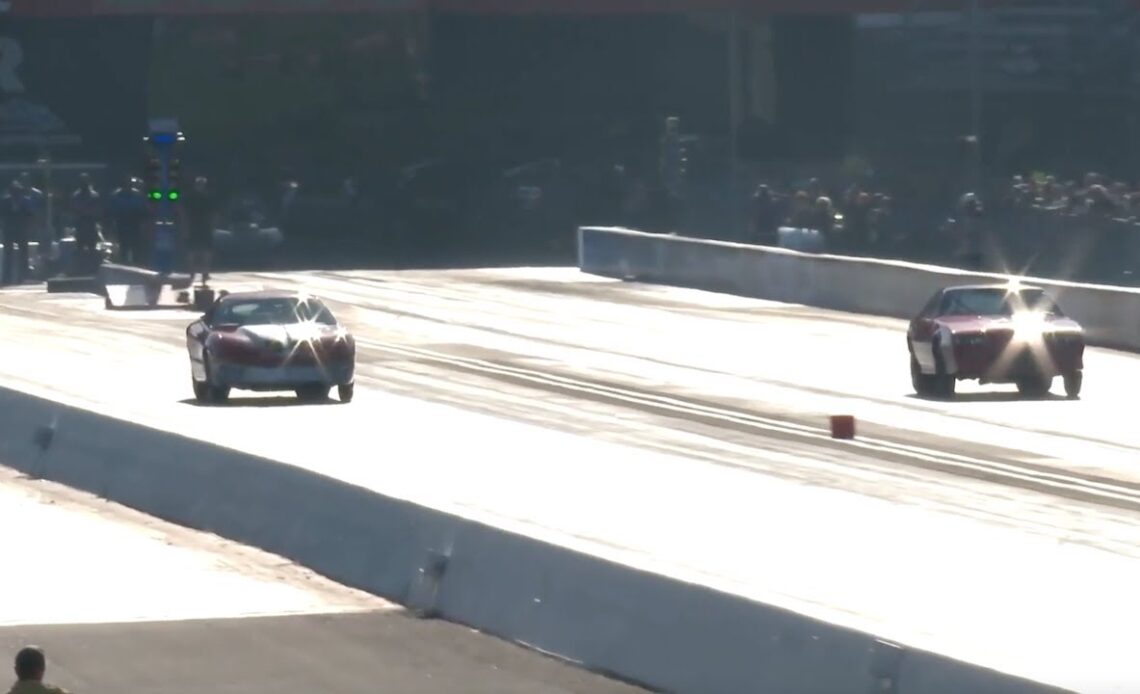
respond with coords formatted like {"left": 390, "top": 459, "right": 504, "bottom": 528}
{"left": 749, "top": 179, "right": 896, "bottom": 255}
{"left": 1005, "top": 172, "right": 1140, "bottom": 220}
{"left": 729, "top": 169, "right": 1140, "bottom": 286}
{"left": 986, "top": 171, "right": 1140, "bottom": 282}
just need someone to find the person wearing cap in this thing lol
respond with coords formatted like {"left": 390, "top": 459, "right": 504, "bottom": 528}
{"left": 7, "top": 646, "right": 70, "bottom": 693}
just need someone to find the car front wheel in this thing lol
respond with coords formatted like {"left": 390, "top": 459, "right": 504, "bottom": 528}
{"left": 192, "top": 378, "right": 210, "bottom": 403}
{"left": 911, "top": 355, "right": 935, "bottom": 397}
{"left": 1063, "top": 370, "right": 1082, "bottom": 399}
{"left": 201, "top": 354, "right": 230, "bottom": 404}
{"left": 338, "top": 382, "right": 354, "bottom": 403}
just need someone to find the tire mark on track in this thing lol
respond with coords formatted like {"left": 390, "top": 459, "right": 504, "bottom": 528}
{"left": 356, "top": 338, "right": 1140, "bottom": 514}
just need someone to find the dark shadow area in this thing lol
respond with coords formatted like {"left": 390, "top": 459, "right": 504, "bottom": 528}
{"left": 178, "top": 396, "right": 342, "bottom": 408}
{"left": 905, "top": 391, "right": 1068, "bottom": 404}
{"left": 107, "top": 304, "right": 196, "bottom": 313}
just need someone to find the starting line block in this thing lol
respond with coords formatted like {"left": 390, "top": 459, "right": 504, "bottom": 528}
{"left": 104, "top": 283, "right": 184, "bottom": 309}
{"left": 98, "top": 262, "right": 195, "bottom": 310}
{"left": 105, "top": 283, "right": 224, "bottom": 311}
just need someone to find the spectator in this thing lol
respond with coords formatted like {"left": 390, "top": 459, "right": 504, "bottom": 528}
{"left": 70, "top": 173, "right": 101, "bottom": 257}
{"left": 109, "top": 176, "right": 149, "bottom": 266}
{"left": 750, "top": 183, "right": 780, "bottom": 245}
{"left": 844, "top": 190, "right": 873, "bottom": 248}
{"left": 0, "top": 179, "right": 34, "bottom": 285}
{"left": 181, "top": 176, "right": 218, "bottom": 285}
{"left": 7, "top": 645, "right": 70, "bottom": 693}
{"left": 15, "top": 172, "right": 46, "bottom": 241}
{"left": 950, "top": 192, "right": 985, "bottom": 269}
{"left": 787, "top": 190, "right": 814, "bottom": 228}
{"left": 813, "top": 195, "right": 838, "bottom": 241}
{"left": 868, "top": 193, "right": 891, "bottom": 242}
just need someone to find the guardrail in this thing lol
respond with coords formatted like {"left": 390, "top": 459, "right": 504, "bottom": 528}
{"left": 0, "top": 381, "right": 1066, "bottom": 694}
{"left": 577, "top": 226, "right": 1140, "bottom": 353}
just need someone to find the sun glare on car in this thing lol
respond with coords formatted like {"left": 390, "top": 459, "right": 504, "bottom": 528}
{"left": 1010, "top": 310, "right": 1046, "bottom": 334}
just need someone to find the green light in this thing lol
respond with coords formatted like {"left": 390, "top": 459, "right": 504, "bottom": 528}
{"left": 168, "top": 191, "right": 180, "bottom": 201}
{"left": 148, "top": 190, "right": 161, "bottom": 200}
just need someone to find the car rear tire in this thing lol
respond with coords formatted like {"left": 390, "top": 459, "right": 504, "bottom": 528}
{"left": 1063, "top": 370, "right": 1082, "bottom": 399}
{"left": 337, "top": 382, "right": 354, "bottom": 403}
{"left": 296, "top": 384, "right": 330, "bottom": 402}
{"left": 1016, "top": 376, "right": 1052, "bottom": 398}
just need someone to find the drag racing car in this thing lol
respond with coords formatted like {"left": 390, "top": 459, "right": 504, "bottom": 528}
{"left": 907, "top": 283, "right": 1084, "bottom": 399}
{"left": 186, "top": 289, "right": 355, "bottom": 404}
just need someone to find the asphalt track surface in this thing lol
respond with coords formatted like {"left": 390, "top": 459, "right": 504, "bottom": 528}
{"left": 2, "top": 268, "right": 1140, "bottom": 691}
{"left": 0, "top": 467, "right": 645, "bottom": 693}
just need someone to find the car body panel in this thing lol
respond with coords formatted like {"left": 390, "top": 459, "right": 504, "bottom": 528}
{"left": 907, "top": 284, "right": 1084, "bottom": 383}
{"left": 186, "top": 290, "right": 355, "bottom": 393}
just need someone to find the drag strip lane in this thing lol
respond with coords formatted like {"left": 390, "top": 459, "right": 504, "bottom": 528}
{"left": 4, "top": 276, "right": 1140, "bottom": 562}
{"left": 359, "top": 338, "right": 1140, "bottom": 512}
{"left": 12, "top": 282, "right": 1139, "bottom": 512}
{"left": 254, "top": 269, "right": 1140, "bottom": 463}
{"left": 10, "top": 275, "right": 1140, "bottom": 690}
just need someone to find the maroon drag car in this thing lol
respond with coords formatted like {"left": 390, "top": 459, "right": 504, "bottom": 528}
{"left": 906, "top": 283, "right": 1085, "bottom": 399}
{"left": 186, "top": 289, "right": 356, "bottom": 404}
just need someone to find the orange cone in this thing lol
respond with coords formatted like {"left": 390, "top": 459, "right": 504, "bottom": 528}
{"left": 830, "top": 415, "right": 856, "bottom": 440}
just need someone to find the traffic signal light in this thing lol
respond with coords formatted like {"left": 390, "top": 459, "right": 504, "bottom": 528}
{"left": 144, "top": 156, "right": 161, "bottom": 199}
{"left": 168, "top": 156, "right": 182, "bottom": 200}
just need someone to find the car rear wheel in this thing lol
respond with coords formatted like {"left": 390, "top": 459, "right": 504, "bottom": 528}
{"left": 337, "top": 382, "right": 354, "bottom": 403}
{"left": 1016, "top": 375, "right": 1052, "bottom": 398}
{"left": 1063, "top": 370, "right": 1082, "bottom": 399}
{"left": 296, "top": 384, "right": 330, "bottom": 402}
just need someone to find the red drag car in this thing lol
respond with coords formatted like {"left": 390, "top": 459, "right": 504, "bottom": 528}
{"left": 186, "top": 289, "right": 356, "bottom": 404}
{"left": 906, "top": 283, "right": 1084, "bottom": 399}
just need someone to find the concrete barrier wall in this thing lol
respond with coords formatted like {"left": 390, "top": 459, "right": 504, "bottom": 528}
{"left": 0, "top": 384, "right": 1067, "bottom": 694}
{"left": 578, "top": 226, "right": 1140, "bottom": 353}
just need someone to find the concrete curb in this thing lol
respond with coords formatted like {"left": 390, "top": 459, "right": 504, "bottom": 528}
{"left": 577, "top": 226, "right": 1140, "bottom": 353}
{"left": 0, "top": 384, "right": 1069, "bottom": 694}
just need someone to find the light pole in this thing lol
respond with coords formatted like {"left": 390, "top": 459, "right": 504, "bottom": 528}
{"left": 35, "top": 153, "right": 52, "bottom": 243}
{"left": 967, "top": 0, "right": 982, "bottom": 193}
{"left": 728, "top": 8, "right": 742, "bottom": 237}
